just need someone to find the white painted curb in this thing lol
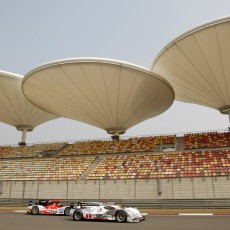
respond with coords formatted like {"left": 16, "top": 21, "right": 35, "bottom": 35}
{"left": 178, "top": 213, "right": 213, "bottom": 216}
{"left": 14, "top": 210, "right": 27, "bottom": 213}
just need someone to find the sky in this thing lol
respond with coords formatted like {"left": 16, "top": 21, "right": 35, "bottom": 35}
{"left": 0, "top": 0, "right": 230, "bottom": 145}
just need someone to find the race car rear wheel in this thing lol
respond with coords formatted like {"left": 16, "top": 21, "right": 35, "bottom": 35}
{"left": 64, "top": 207, "right": 70, "bottom": 216}
{"left": 73, "top": 210, "right": 83, "bottom": 221}
{"left": 115, "top": 210, "right": 127, "bottom": 223}
{"left": 31, "top": 206, "right": 39, "bottom": 215}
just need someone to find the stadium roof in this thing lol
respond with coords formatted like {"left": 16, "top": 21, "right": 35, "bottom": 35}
{"left": 22, "top": 58, "right": 174, "bottom": 138}
{"left": 0, "top": 71, "right": 58, "bottom": 144}
{"left": 152, "top": 16, "right": 230, "bottom": 117}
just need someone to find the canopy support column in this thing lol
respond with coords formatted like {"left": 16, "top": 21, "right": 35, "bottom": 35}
{"left": 16, "top": 125, "right": 34, "bottom": 146}
{"left": 219, "top": 106, "right": 230, "bottom": 131}
{"left": 20, "top": 129, "right": 27, "bottom": 145}
{"left": 228, "top": 113, "right": 230, "bottom": 131}
{"left": 106, "top": 128, "right": 126, "bottom": 140}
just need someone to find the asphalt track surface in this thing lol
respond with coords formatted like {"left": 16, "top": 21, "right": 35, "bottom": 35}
{"left": 1, "top": 212, "right": 230, "bottom": 230}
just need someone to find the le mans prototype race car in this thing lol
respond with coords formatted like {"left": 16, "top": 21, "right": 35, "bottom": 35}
{"left": 70, "top": 201, "right": 146, "bottom": 223}
{"left": 27, "top": 199, "right": 71, "bottom": 215}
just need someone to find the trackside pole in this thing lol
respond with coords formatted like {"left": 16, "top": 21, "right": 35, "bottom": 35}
{"left": 157, "top": 160, "right": 161, "bottom": 195}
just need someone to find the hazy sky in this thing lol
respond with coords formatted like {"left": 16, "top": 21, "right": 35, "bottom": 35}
{"left": 0, "top": 0, "right": 230, "bottom": 145}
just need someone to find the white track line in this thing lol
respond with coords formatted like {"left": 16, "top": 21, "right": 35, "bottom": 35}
{"left": 178, "top": 213, "right": 213, "bottom": 216}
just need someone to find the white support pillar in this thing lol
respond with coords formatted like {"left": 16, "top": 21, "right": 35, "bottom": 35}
{"left": 218, "top": 106, "right": 230, "bottom": 131}
{"left": 16, "top": 125, "right": 34, "bottom": 145}
{"left": 21, "top": 129, "right": 27, "bottom": 144}
{"left": 228, "top": 113, "right": 230, "bottom": 127}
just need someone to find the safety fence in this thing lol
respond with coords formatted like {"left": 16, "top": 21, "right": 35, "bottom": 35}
{"left": 1, "top": 177, "right": 230, "bottom": 201}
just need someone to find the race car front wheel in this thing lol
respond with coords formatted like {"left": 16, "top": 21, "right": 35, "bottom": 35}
{"left": 116, "top": 211, "right": 127, "bottom": 223}
{"left": 64, "top": 207, "right": 70, "bottom": 216}
{"left": 31, "top": 206, "right": 39, "bottom": 215}
{"left": 73, "top": 210, "right": 83, "bottom": 221}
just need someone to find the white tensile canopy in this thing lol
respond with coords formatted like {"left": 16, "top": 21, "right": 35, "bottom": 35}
{"left": 22, "top": 58, "right": 175, "bottom": 139}
{"left": 0, "top": 71, "right": 58, "bottom": 145}
{"left": 152, "top": 16, "right": 230, "bottom": 126}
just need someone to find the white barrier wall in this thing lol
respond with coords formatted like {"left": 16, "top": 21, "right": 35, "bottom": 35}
{"left": 193, "top": 177, "right": 214, "bottom": 198}
{"left": 10, "top": 181, "right": 24, "bottom": 198}
{"left": 1, "top": 177, "right": 230, "bottom": 199}
{"left": 37, "top": 181, "right": 67, "bottom": 199}
{"left": 213, "top": 176, "right": 230, "bottom": 198}
{"left": 172, "top": 178, "right": 194, "bottom": 198}
{"left": 68, "top": 180, "right": 100, "bottom": 199}
{"left": 24, "top": 181, "right": 39, "bottom": 198}
{"left": 136, "top": 179, "right": 158, "bottom": 199}
{"left": 1, "top": 181, "right": 10, "bottom": 197}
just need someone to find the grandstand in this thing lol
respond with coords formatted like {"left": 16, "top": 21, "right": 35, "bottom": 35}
{"left": 1, "top": 130, "right": 230, "bottom": 208}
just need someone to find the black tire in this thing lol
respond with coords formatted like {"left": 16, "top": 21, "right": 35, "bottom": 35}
{"left": 115, "top": 210, "right": 127, "bottom": 223}
{"left": 73, "top": 210, "right": 83, "bottom": 221}
{"left": 31, "top": 206, "right": 39, "bottom": 215}
{"left": 64, "top": 207, "right": 70, "bottom": 216}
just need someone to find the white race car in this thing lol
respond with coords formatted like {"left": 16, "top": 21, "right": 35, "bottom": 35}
{"left": 69, "top": 201, "right": 146, "bottom": 223}
{"left": 27, "top": 199, "right": 71, "bottom": 215}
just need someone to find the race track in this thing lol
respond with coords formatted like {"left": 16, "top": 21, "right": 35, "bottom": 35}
{"left": 0, "top": 211, "right": 230, "bottom": 230}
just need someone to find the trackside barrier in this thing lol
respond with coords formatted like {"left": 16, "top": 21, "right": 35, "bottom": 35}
{"left": 1, "top": 176, "right": 230, "bottom": 206}
{"left": 1, "top": 198, "right": 230, "bottom": 209}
